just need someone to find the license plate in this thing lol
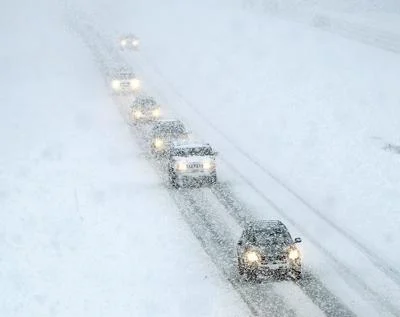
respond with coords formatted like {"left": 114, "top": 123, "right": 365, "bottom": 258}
{"left": 188, "top": 164, "right": 202, "bottom": 169}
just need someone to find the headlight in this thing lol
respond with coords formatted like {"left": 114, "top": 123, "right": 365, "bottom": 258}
{"left": 132, "top": 39, "right": 139, "bottom": 46}
{"left": 154, "top": 138, "right": 164, "bottom": 149}
{"left": 288, "top": 248, "right": 301, "bottom": 260}
{"left": 121, "top": 39, "right": 127, "bottom": 46}
{"left": 151, "top": 108, "right": 161, "bottom": 117}
{"left": 203, "top": 160, "right": 214, "bottom": 170}
{"left": 111, "top": 80, "right": 120, "bottom": 89}
{"left": 130, "top": 78, "right": 141, "bottom": 89}
{"left": 176, "top": 161, "right": 187, "bottom": 171}
{"left": 133, "top": 110, "right": 143, "bottom": 119}
{"left": 244, "top": 250, "right": 261, "bottom": 264}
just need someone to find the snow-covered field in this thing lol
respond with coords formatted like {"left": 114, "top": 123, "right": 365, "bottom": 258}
{"left": 3, "top": 0, "right": 400, "bottom": 316}
{"left": 238, "top": 0, "right": 400, "bottom": 54}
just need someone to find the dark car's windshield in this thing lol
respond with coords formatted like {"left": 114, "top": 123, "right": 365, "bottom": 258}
{"left": 135, "top": 98, "right": 156, "bottom": 107}
{"left": 115, "top": 70, "right": 135, "bottom": 79}
{"left": 171, "top": 146, "right": 213, "bottom": 157}
{"left": 152, "top": 123, "right": 186, "bottom": 136}
{"left": 251, "top": 228, "right": 293, "bottom": 246}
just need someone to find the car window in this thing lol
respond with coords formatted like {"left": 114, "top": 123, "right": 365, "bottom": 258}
{"left": 171, "top": 146, "right": 213, "bottom": 157}
{"left": 153, "top": 123, "right": 185, "bottom": 135}
{"left": 120, "top": 73, "right": 134, "bottom": 79}
{"left": 253, "top": 228, "right": 293, "bottom": 246}
{"left": 138, "top": 99, "right": 156, "bottom": 106}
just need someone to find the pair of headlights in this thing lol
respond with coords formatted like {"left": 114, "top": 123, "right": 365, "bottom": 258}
{"left": 133, "top": 108, "right": 161, "bottom": 119}
{"left": 111, "top": 79, "right": 141, "bottom": 90}
{"left": 244, "top": 248, "right": 301, "bottom": 264}
{"left": 121, "top": 39, "right": 139, "bottom": 46}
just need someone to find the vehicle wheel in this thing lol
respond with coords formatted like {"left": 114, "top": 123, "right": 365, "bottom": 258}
{"left": 169, "top": 171, "right": 179, "bottom": 188}
{"left": 209, "top": 173, "right": 217, "bottom": 185}
{"left": 245, "top": 269, "right": 257, "bottom": 282}
{"left": 291, "top": 269, "right": 302, "bottom": 280}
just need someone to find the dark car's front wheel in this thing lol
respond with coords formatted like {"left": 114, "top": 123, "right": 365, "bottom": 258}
{"left": 169, "top": 169, "right": 179, "bottom": 188}
{"left": 208, "top": 173, "right": 217, "bottom": 185}
{"left": 245, "top": 269, "right": 257, "bottom": 281}
{"left": 290, "top": 267, "right": 302, "bottom": 280}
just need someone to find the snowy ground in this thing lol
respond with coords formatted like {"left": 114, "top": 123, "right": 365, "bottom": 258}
{"left": 3, "top": 0, "right": 400, "bottom": 316}
{"left": 0, "top": 1, "right": 254, "bottom": 316}
{"left": 238, "top": 0, "right": 400, "bottom": 54}
{"left": 62, "top": 0, "right": 400, "bottom": 316}
{"left": 88, "top": 0, "right": 400, "bottom": 268}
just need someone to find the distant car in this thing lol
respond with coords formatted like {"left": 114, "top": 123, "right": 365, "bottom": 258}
{"left": 109, "top": 68, "right": 141, "bottom": 94}
{"left": 129, "top": 95, "right": 161, "bottom": 123}
{"left": 150, "top": 119, "right": 189, "bottom": 155}
{"left": 167, "top": 141, "right": 218, "bottom": 188}
{"left": 237, "top": 220, "right": 302, "bottom": 280}
{"left": 119, "top": 34, "right": 140, "bottom": 50}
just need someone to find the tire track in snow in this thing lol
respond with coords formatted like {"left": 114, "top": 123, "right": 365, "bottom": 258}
{"left": 66, "top": 15, "right": 298, "bottom": 317}
{"left": 65, "top": 11, "right": 386, "bottom": 317}
{"left": 122, "top": 47, "right": 400, "bottom": 315}
{"left": 211, "top": 183, "right": 356, "bottom": 317}
{"left": 131, "top": 50, "right": 400, "bottom": 316}
{"left": 141, "top": 52, "right": 400, "bottom": 291}
{"left": 118, "top": 125, "right": 298, "bottom": 317}
{"left": 169, "top": 188, "right": 295, "bottom": 317}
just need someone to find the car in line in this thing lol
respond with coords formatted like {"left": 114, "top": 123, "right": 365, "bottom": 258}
{"left": 237, "top": 220, "right": 302, "bottom": 281}
{"left": 149, "top": 119, "right": 189, "bottom": 156}
{"left": 129, "top": 95, "right": 161, "bottom": 123}
{"left": 167, "top": 140, "right": 218, "bottom": 188}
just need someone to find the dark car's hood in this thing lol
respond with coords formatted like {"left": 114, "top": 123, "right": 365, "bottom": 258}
{"left": 260, "top": 244, "right": 286, "bottom": 254}
{"left": 254, "top": 243, "right": 291, "bottom": 260}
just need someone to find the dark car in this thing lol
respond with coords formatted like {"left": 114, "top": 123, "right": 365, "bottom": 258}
{"left": 237, "top": 220, "right": 302, "bottom": 280}
{"left": 129, "top": 95, "right": 161, "bottom": 123}
{"left": 149, "top": 120, "right": 189, "bottom": 155}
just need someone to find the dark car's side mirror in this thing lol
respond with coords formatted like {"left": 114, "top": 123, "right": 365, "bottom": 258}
{"left": 237, "top": 240, "right": 243, "bottom": 246}
{"left": 213, "top": 151, "right": 219, "bottom": 156}
{"left": 294, "top": 237, "right": 302, "bottom": 243}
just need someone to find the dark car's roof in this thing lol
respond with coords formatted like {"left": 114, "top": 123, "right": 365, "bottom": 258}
{"left": 152, "top": 120, "right": 186, "bottom": 134}
{"left": 245, "top": 220, "right": 287, "bottom": 232}
{"left": 133, "top": 96, "right": 156, "bottom": 106}
{"left": 244, "top": 220, "right": 292, "bottom": 246}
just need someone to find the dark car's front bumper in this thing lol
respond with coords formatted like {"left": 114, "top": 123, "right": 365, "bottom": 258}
{"left": 240, "top": 255, "right": 301, "bottom": 275}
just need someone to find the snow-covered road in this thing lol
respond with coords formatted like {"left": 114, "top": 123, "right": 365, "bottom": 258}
{"left": 65, "top": 2, "right": 400, "bottom": 315}
{"left": 3, "top": 0, "right": 400, "bottom": 316}
{"left": 0, "top": 1, "right": 253, "bottom": 316}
